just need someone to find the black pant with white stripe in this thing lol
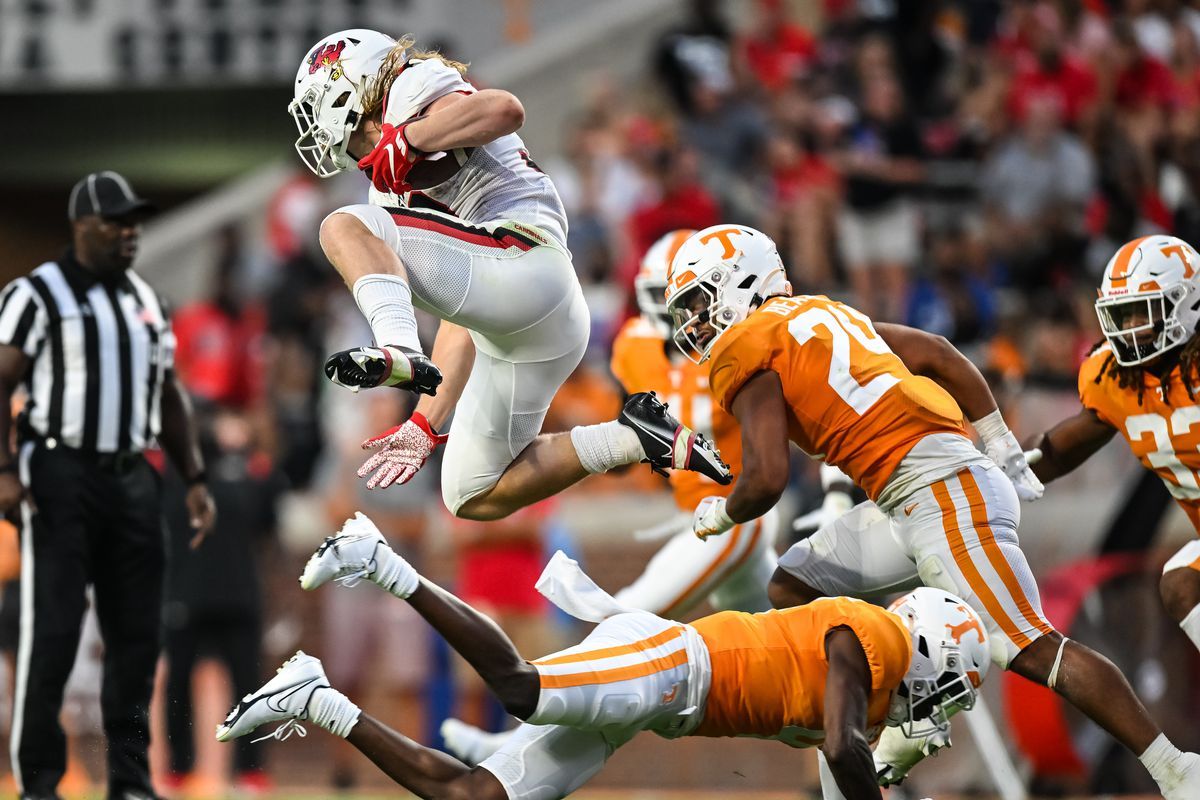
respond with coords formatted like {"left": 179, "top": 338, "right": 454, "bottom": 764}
{"left": 12, "top": 442, "right": 163, "bottom": 799}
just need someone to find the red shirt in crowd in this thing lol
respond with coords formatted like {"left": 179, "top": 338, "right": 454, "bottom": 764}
{"left": 1008, "top": 52, "right": 1098, "bottom": 124}
{"left": 172, "top": 302, "right": 266, "bottom": 409}
{"left": 740, "top": 24, "right": 817, "bottom": 92}
{"left": 1115, "top": 55, "right": 1176, "bottom": 110}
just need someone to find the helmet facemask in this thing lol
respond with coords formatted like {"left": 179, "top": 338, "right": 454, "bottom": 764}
{"left": 1096, "top": 283, "right": 1191, "bottom": 366}
{"left": 289, "top": 84, "right": 362, "bottom": 178}
{"left": 895, "top": 647, "right": 979, "bottom": 738}
{"left": 668, "top": 273, "right": 739, "bottom": 364}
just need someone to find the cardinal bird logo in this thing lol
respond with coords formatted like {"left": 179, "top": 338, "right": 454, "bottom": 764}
{"left": 307, "top": 41, "right": 346, "bottom": 78}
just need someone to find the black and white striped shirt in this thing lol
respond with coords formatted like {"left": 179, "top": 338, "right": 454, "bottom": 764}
{"left": 0, "top": 253, "right": 175, "bottom": 453}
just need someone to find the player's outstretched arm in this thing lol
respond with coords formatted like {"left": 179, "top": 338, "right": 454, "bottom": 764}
{"left": 821, "top": 627, "right": 883, "bottom": 800}
{"left": 407, "top": 90, "right": 525, "bottom": 152}
{"left": 1026, "top": 409, "right": 1116, "bottom": 483}
{"left": 726, "top": 370, "right": 791, "bottom": 522}
{"left": 875, "top": 322, "right": 997, "bottom": 420}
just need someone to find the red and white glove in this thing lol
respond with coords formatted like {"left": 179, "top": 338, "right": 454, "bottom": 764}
{"left": 356, "top": 122, "right": 426, "bottom": 194}
{"left": 693, "top": 496, "right": 736, "bottom": 541}
{"left": 357, "top": 412, "right": 447, "bottom": 490}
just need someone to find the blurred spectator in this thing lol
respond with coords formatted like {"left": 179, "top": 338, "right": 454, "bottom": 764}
{"left": 162, "top": 407, "right": 285, "bottom": 794}
{"left": 172, "top": 226, "right": 267, "bottom": 412}
{"left": 835, "top": 74, "right": 924, "bottom": 321}
{"left": 737, "top": 0, "right": 816, "bottom": 93}
{"left": 1004, "top": 5, "right": 1098, "bottom": 129}
{"left": 905, "top": 224, "right": 996, "bottom": 347}
{"left": 761, "top": 127, "right": 840, "bottom": 289}
{"left": 623, "top": 146, "right": 720, "bottom": 293}
{"left": 981, "top": 94, "right": 1095, "bottom": 289}
{"left": 653, "top": 0, "right": 735, "bottom": 116}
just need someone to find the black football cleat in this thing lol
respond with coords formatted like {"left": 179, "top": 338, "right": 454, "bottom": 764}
{"left": 324, "top": 345, "right": 442, "bottom": 396}
{"left": 618, "top": 392, "right": 732, "bottom": 484}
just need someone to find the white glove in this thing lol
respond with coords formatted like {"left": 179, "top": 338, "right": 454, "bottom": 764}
{"left": 357, "top": 412, "right": 448, "bottom": 489}
{"left": 972, "top": 409, "right": 1044, "bottom": 503}
{"left": 984, "top": 430, "right": 1044, "bottom": 502}
{"left": 792, "top": 490, "right": 854, "bottom": 536}
{"left": 873, "top": 724, "right": 952, "bottom": 787}
{"left": 693, "top": 496, "right": 736, "bottom": 541}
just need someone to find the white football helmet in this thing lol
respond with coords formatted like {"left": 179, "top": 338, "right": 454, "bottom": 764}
{"left": 664, "top": 225, "right": 791, "bottom": 363}
{"left": 636, "top": 229, "right": 696, "bottom": 337}
{"left": 886, "top": 588, "right": 990, "bottom": 739}
{"left": 289, "top": 29, "right": 398, "bottom": 177}
{"left": 1096, "top": 235, "right": 1200, "bottom": 366}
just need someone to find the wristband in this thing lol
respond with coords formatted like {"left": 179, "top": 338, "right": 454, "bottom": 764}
{"left": 970, "top": 408, "right": 1009, "bottom": 445}
{"left": 410, "top": 411, "right": 448, "bottom": 445}
{"left": 0, "top": 463, "right": 17, "bottom": 475}
{"left": 186, "top": 470, "right": 207, "bottom": 487}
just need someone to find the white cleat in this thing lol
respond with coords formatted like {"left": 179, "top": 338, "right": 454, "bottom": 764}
{"left": 216, "top": 651, "right": 328, "bottom": 742}
{"left": 440, "top": 717, "right": 513, "bottom": 766}
{"left": 300, "top": 512, "right": 390, "bottom": 591}
{"left": 873, "top": 724, "right": 952, "bottom": 786}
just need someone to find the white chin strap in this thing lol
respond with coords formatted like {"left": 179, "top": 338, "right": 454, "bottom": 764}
{"left": 1047, "top": 636, "right": 1070, "bottom": 690}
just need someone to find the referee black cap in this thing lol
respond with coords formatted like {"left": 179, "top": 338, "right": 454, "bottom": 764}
{"left": 68, "top": 171, "right": 155, "bottom": 222}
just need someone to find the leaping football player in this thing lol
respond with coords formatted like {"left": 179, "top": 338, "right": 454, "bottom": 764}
{"left": 664, "top": 225, "right": 1200, "bottom": 797}
{"left": 1027, "top": 235, "right": 1200, "bottom": 654}
{"left": 219, "top": 512, "right": 990, "bottom": 800}
{"left": 288, "top": 30, "right": 729, "bottom": 519}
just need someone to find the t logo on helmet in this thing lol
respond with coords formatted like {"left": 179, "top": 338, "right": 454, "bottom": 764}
{"left": 699, "top": 227, "right": 744, "bottom": 260}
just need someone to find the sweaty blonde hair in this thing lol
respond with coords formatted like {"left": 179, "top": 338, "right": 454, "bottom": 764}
{"left": 360, "top": 34, "right": 470, "bottom": 120}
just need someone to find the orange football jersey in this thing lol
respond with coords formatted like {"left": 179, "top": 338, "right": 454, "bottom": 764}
{"left": 610, "top": 316, "right": 743, "bottom": 510}
{"left": 707, "top": 295, "right": 968, "bottom": 501}
{"left": 1079, "top": 343, "right": 1200, "bottom": 531}
{"left": 690, "top": 596, "right": 912, "bottom": 744}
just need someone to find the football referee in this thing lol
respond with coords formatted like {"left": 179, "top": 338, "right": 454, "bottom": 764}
{"left": 0, "top": 172, "right": 215, "bottom": 800}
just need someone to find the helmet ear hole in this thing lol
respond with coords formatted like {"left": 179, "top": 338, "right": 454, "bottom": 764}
{"left": 331, "top": 91, "right": 351, "bottom": 109}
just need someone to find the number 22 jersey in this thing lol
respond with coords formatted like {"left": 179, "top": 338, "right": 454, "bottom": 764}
{"left": 707, "top": 295, "right": 971, "bottom": 504}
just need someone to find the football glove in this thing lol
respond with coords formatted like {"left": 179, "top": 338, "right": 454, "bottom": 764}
{"left": 874, "top": 724, "right": 952, "bottom": 787}
{"left": 693, "top": 496, "right": 736, "bottom": 541}
{"left": 985, "top": 430, "right": 1044, "bottom": 502}
{"left": 357, "top": 412, "right": 447, "bottom": 490}
{"left": 357, "top": 122, "right": 426, "bottom": 194}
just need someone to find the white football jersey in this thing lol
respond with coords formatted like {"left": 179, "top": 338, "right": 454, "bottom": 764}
{"left": 369, "top": 58, "right": 569, "bottom": 249}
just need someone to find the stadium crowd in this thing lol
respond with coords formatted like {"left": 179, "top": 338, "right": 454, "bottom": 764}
{"left": 6, "top": 0, "right": 1200, "bottom": 797}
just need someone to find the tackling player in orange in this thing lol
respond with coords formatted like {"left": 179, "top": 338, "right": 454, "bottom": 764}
{"left": 218, "top": 512, "right": 990, "bottom": 800}
{"left": 1026, "top": 235, "right": 1200, "bottom": 654}
{"left": 664, "top": 224, "right": 1200, "bottom": 798}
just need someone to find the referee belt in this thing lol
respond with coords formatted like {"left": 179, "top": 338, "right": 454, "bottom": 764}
{"left": 25, "top": 436, "right": 144, "bottom": 475}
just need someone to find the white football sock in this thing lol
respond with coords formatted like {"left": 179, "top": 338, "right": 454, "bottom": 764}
{"left": 570, "top": 420, "right": 645, "bottom": 474}
{"left": 308, "top": 687, "right": 361, "bottom": 739}
{"left": 1180, "top": 603, "right": 1200, "bottom": 652}
{"left": 352, "top": 274, "right": 422, "bottom": 352}
{"left": 371, "top": 545, "right": 420, "bottom": 599}
{"left": 1140, "top": 733, "right": 1187, "bottom": 789}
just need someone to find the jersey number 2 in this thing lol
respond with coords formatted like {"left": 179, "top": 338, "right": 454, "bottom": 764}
{"left": 787, "top": 304, "right": 899, "bottom": 415}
